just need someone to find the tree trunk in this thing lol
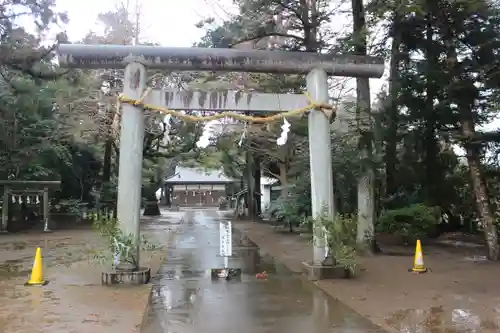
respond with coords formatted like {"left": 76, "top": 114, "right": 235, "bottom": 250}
{"left": 352, "top": 0, "right": 375, "bottom": 253}
{"left": 163, "top": 160, "right": 178, "bottom": 208}
{"left": 245, "top": 149, "right": 257, "bottom": 219}
{"left": 438, "top": 13, "right": 498, "bottom": 259}
{"left": 164, "top": 185, "right": 171, "bottom": 207}
{"left": 102, "top": 139, "right": 112, "bottom": 184}
{"left": 277, "top": 162, "right": 294, "bottom": 232}
{"left": 100, "top": 103, "right": 115, "bottom": 212}
{"left": 253, "top": 156, "right": 262, "bottom": 216}
{"left": 278, "top": 162, "right": 288, "bottom": 198}
{"left": 357, "top": 167, "right": 375, "bottom": 247}
{"left": 385, "top": 13, "right": 402, "bottom": 202}
{"left": 143, "top": 169, "right": 162, "bottom": 217}
{"left": 143, "top": 200, "right": 161, "bottom": 216}
{"left": 424, "top": 15, "right": 442, "bottom": 206}
{"left": 143, "top": 182, "right": 161, "bottom": 216}
{"left": 461, "top": 117, "right": 498, "bottom": 260}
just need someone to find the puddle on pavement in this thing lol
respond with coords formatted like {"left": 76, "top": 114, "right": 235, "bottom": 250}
{"left": 140, "top": 210, "right": 385, "bottom": 333}
{"left": 0, "top": 259, "right": 30, "bottom": 278}
{"left": 386, "top": 305, "right": 499, "bottom": 332}
{"left": 437, "top": 240, "right": 483, "bottom": 248}
{"left": 461, "top": 255, "right": 488, "bottom": 263}
{"left": 0, "top": 241, "right": 29, "bottom": 251}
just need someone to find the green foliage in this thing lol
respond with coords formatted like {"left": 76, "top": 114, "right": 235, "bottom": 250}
{"left": 89, "top": 212, "right": 161, "bottom": 269}
{"left": 267, "top": 176, "right": 311, "bottom": 229}
{"left": 98, "top": 181, "right": 118, "bottom": 204}
{"left": 314, "top": 213, "right": 358, "bottom": 275}
{"left": 268, "top": 196, "right": 305, "bottom": 228}
{"left": 377, "top": 204, "right": 441, "bottom": 243}
{"left": 263, "top": 127, "right": 364, "bottom": 228}
{"left": 1, "top": 2, "right": 206, "bottom": 221}
{"left": 51, "top": 198, "right": 86, "bottom": 215}
{"left": 331, "top": 129, "right": 363, "bottom": 215}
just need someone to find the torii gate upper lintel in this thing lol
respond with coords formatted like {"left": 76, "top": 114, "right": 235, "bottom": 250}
{"left": 58, "top": 44, "right": 383, "bottom": 77}
{"left": 57, "top": 44, "right": 384, "bottom": 270}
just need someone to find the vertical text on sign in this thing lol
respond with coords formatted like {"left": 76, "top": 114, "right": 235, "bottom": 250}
{"left": 219, "top": 221, "right": 232, "bottom": 257}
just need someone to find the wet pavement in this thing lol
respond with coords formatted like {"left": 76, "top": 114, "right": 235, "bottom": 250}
{"left": 0, "top": 212, "right": 178, "bottom": 333}
{"left": 3, "top": 208, "right": 490, "bottom": 333}
{"left": 233, "top": 219, "right": 500, "bottom": 333}
{"left": 141, "top": 209, "right": 385, "bottom": 333}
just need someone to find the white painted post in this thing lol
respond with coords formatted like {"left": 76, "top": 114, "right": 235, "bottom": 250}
{"left": 219, "top": 221, "right": 232, "bottom": 275}
{"left": 306, "top": 69, "right": 335, "bottom": 265}
{"left": 43, "top": 187, "right": 50, "bottom": 232}
{"left": 116, "top": 62, "right": 147, "bottom": 270}
{"left": 219, "top": 221, "right": 232, "bottom": 257}
{"left": 1, "top": 186, "right": 8, "bottom": 232}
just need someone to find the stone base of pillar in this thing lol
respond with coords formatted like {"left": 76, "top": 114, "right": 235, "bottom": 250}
{"left": 101, "top": 266, "right": 151, "bottom": 285}
{"left": 302, "top": 261, "right": 353, "bottom": 280}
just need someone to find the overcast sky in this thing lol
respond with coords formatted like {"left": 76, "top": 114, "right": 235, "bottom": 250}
{"left": 55, "top": 0, "right": 236, "bottom": 46}
{"left": 49, "top": 0, "right": 386, "bottom": 95}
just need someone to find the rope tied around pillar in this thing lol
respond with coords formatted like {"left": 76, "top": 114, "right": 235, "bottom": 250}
{"left": 116, "top": 87, "right": 336, "bottom": 124}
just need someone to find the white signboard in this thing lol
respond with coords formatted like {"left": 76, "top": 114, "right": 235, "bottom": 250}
{"left": 219, "top": 221, "right": 232, "bottom": 257}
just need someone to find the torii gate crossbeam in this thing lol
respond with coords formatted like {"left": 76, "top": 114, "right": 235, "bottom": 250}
{"left": 57, "top": 44, "right": 384, "bottom": 279}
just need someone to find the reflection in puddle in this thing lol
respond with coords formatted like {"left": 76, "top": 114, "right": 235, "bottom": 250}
{"left": 141, "top": 210, "right": 385, "bottom": 333}
{"left": 437, "top": 240, "right": 483, "bottom": 248}
{"left": 461, "top": 256, "right": 488, "bottom": 263}
{"left": 386, "top": 306, "right": 499, "bottom": 332}
{"left": 0, "top": 259, "right": 24, "bottom": 275}
{"left": 452, "top": 309, "right": 481, "bottom": 332}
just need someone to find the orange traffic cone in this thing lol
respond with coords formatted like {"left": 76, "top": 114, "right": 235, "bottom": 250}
{"left": 410, "top": 239, "right": 427, "bottom": 273}
{"left": 25, "top": 247, "right": 49, "bottom": 286}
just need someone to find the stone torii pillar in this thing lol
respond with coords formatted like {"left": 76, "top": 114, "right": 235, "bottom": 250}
{"left": 57, "top": 44, "right": 384, "bottom": 277}
{"left": 116, "top": 61, "right": 147, "bottom": 267}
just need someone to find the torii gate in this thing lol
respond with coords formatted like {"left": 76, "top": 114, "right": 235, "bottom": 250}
{"left": 57, "top": 44, "right": 384, "bottom": 278}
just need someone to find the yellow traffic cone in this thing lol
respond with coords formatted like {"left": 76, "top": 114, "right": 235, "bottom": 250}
{"left": 410, "top": 239, "right": 427, "bottom": 273}
{"left": 25, "top": 247, "right": 49, "bottom": 286}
